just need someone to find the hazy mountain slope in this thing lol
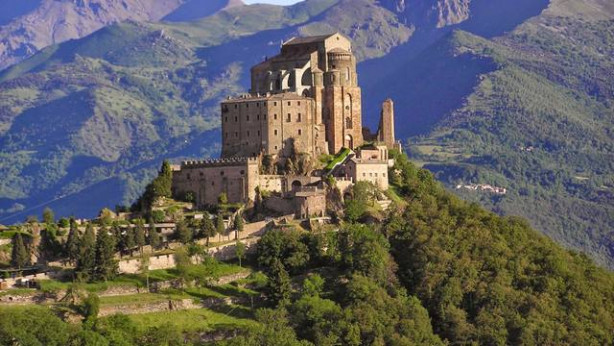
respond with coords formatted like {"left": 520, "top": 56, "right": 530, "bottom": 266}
{"left": 0, "top": 0, "right": 411, "bottom": 223}
{"left": 0, "top": 0, "right": 222, "bottom": 71}
{"left": 401, "top": 0, "right": 614, "bottom": 267}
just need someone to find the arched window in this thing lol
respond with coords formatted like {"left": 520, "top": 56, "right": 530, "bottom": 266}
{"left": 346, "top": 117, "right": 353, "bottom": 129}
{"left": 301, "top": 68, "right": 312, "bottom": 86}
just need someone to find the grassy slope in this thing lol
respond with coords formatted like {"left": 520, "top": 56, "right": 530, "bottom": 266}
{"left": 409, "top": 1, "right": 614, "bottom": 267}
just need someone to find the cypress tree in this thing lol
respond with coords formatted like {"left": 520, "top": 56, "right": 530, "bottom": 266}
{"left": 66, "top": 221, "right": 80, "bottom": 265}
{"left": 200, "top": 212, "right": 215, "bottom": 246}
{"left": 216, "top": 214, "right": 225, "bottom": 242}
{"left": 122, "top": 227, "right": 135, "bottom": 254}
{"left": 94, "top": 227, "right": 118, "bottom": 281}
{"left": 42, "top": 207, "right": 54, "bottom": 225}
{"left": 235, "top": 214, "right": 244, "bottom": 233}
{"left": 77, "top": 224, "right": 96, "bottom": 279}
{"left": 147, "top": 217, "right": 161, "bottom": 249}
{"left": 134, "top": 220, "right": 146, "bottom": 253}
{"left": 267, "top": 259, "right": 291, "bottom": 305}
{"left": 175, "top": 220, "right": 192, "bottom": 244}
{"left": 11, "top": 234, "right": 29, "bottom": 269}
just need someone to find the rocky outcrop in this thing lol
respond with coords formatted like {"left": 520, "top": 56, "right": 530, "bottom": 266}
{"left": 382, "top": 0, "right": 472, "bottom": 28}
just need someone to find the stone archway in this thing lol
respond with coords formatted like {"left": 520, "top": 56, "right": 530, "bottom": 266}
{"left": 344, "top": 134, "right": 353, "bottom": 149}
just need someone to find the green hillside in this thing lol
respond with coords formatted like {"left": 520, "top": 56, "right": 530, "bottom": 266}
{"left": 1, "top": 154, "right": 613, "bottom": 345}
{"left": 407, "top": 3, "right": 614, "bottom": 267}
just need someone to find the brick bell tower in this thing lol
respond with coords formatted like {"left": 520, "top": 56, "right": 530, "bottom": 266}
{"left": 323, "top": 47, "right": 363, "bottom": 154}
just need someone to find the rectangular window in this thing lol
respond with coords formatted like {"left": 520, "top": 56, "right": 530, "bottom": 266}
{"left": 274, "top": 114, "right": 278, "bottom": 120}
{"left": 274, "top": 102, "right": 277, "bottom": 106}
{"left": 257, "top": 115, "right": 260, "bottom": 120}
{"left": 298, "top": 101, "right": 301, "bottom": 106}
{"left": 286, "top": 114, "right": 291, "bottom": 122}
{"left": 246, "top": 104, "right": 249, "bottom": 108}
{"left": 274, "top": 130, "right": 278, "bottom": 136}
{"left": 225, "top": 117, "right": 228, "bottom": 122}
{"left": 235, "top": 116, "right": 238, "bottom": 122}
{"left": 235, "top": 132, "right": 238, "bottom": 137}
{"left": 247, "top": 131, "right": 250, "bottom": 137}
{"left": 298, "top": 129, "right": 302, "bottom": 135}
{"left": 258, "top": 130, "right": 261, "bottom": 136}
{"left": 247, "top": 115, "right": 250, "bottom": 121}
{"left": 297, "top": 113, "right": 302, "bottom": 122}
{"left": 288, "top": 101, "right": 291, "bottom": 106}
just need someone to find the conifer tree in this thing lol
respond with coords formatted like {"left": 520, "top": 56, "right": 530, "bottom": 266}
{"left": 267, "top": 259, "right": 291, "bottom": 305}
{"left": 94, "top": 227, "right": 118, "bottom": 281}
{"left": 122, "top": 227, "right": 135, "bottom": 254}
{"left": 65, "top": 220, "right": 80, "bottom": 265}
{"left": 134, "top": 220, "right": 146, "bottom": 253}
{"left": 200, "top": 212, "right": 216, "bottom": 246}
{"left": 235, "top": 214, "right": 244, "bottom": 233}
{"left": 216, "top": 214, "right": 225, "bottom": 242}
{"left": 175, "top": 220, "right": 192, "bottom": 244}
{"left": 152, "top": 160, "right": 173, "bottom": 198}
{"left": 77, "top": 224, "right": 96, "bottom": 279}
{"left": 11, "top": 233, "right": 29, "bottom": 269}
{"left": 147, "top": 217, "right": 161, "bottom": 249}
{"left": 42, "top": 207, "right": 54, "bottom": 225}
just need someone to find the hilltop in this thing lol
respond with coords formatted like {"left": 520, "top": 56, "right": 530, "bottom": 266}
{"left": 0, "top": 153, "right": 612, "bottom": 345}
{"left": 0, "top": 0, "right": 612, "bottom": 270}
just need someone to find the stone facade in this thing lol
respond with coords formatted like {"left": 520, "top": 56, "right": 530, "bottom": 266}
{"left": 345, "top": 146, "right": 390, "bottom": 190}
{"left": 223, "top": 32, "right": 363, "bottom": 159}
{"left": 171, "top": 157, "right": 260, "bottom": 206}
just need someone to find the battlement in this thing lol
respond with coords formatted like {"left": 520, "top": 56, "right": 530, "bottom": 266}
{"left": 181, "top": 157, "right": 258, "bottom": 169}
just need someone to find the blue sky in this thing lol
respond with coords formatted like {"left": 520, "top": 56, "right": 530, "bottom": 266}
{"left": 243, "top": 0, "right": 305, "bottom": 5}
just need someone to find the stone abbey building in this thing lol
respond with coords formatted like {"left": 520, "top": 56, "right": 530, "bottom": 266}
{"left": 172, "top": 33, "right": 399, "bottom": 216}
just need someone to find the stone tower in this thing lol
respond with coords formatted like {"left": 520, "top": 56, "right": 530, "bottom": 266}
{"left": 223, "top": 33, "right": 364, "bottom": 159}
{"left": 377, "top": 99, "right": 396, "bottom": 149}
{"left": 323, "top": 47, "right": 363, "bottom": 154}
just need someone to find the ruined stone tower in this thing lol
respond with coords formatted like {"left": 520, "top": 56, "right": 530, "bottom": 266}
{"left": 377, "top": 99, "right": 396, "bottom": 150}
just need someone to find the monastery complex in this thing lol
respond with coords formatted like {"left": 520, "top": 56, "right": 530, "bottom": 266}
{"left": 172, "top": 33, "right": 400, "bottom": 218}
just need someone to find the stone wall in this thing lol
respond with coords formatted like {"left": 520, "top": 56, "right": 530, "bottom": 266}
{"left": 0, "top": 272, "right": 50, "bottom": 290}
{"left": 118, "top": 238, "right": 258, "bottom": 274}
{"left": 171, "top": 157, "right": 259, "bottom": 206}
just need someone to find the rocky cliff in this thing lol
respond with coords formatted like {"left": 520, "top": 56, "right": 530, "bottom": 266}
{"left": 382, "top": 0, "right": 472, "bottom": 27}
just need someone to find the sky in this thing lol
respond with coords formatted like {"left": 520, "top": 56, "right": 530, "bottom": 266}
{"left": 243, "top": 0, "right": 305, "bottom": 5}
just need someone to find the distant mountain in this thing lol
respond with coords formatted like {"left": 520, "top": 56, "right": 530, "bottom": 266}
{"left": 0, "top": 0, "right": 243, "bottom": 71}
{"left": 365, "top": 0, "right": 614, "bottom": 267}
{"left": 0, "top": 0, "right": 612, "bottom": 270}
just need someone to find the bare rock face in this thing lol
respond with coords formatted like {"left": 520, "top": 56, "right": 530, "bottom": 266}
{"left": 0, "top": 0, "right": 188, "bottom": 70}
{"left": 382, "top": 0, "right": 472, "bottom": 28}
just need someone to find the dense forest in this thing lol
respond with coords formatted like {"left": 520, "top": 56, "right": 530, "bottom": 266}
{"left": 1, "top": 152, "right": 612, "bottom": 345}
